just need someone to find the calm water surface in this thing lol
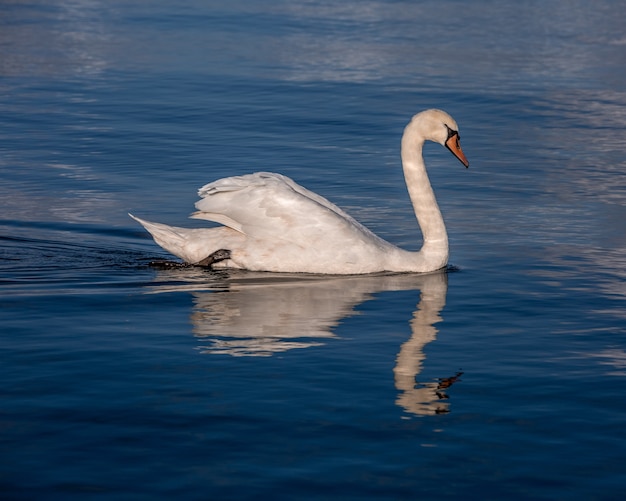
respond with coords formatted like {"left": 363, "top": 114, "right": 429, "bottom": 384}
{"left": 2, "top": 1, "right": 626, "bottom": 499}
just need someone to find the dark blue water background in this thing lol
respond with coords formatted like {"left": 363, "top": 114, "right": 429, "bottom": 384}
{"left": 2, "top": 1, "right": 626, "bottom": 499}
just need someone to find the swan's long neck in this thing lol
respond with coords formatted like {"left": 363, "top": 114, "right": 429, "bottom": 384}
{"left": 398, "top": 126, "right": 448, "bottom": 271}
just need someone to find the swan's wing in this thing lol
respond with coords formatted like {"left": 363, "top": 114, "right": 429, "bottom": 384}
{"left": 191, "top": 172, "right": 378, "bottom": 246}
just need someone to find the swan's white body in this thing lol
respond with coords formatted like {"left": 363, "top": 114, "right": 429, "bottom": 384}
{"left": 131, "top": 109, "right": 469, "bottom": 274}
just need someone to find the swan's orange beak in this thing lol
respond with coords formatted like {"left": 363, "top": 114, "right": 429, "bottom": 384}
{"left": 445, "top": 133, "right": 469, "bottom": 168}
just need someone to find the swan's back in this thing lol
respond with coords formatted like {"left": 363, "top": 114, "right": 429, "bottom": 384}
{"left": 193, "top": 172, "right": 379, "bottom": 243}
{"left": 189, "top": 172, "right": 400, "bottom": 273}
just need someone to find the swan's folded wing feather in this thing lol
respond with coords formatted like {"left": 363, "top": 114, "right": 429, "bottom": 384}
{"left": 191, "top": 172, "right": 380, "bottom": 246}
{"left": 190, "top": 212, "right": 244, "bottom": 233}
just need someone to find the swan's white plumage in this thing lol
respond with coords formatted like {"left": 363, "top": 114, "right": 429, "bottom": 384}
{"left": 131, "top": 109, "right": 469, "bottom": 274}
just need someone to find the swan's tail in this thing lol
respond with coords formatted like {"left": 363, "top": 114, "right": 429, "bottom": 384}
{"left": 129, "top": 213, "right": 194, "bottom": 262}
{"left": 130, "top": 213, "right": 243, "bottom": 265}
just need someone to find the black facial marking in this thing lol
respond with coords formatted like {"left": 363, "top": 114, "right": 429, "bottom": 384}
{"left": 445, "top": 123, "right": 460, "bottom": 141}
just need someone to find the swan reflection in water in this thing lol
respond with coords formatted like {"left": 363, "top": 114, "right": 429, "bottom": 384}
{"left": 149, "top": 268, "right": 460, "bottom": 416}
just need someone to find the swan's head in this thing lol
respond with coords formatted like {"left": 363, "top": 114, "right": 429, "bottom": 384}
{"left": 409, "top": 109, "right": 469, "bottom": 168}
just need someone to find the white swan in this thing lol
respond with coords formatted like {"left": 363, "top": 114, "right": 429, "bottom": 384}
{"left": 130, "top": 109, "right": 469, "bottom": 274}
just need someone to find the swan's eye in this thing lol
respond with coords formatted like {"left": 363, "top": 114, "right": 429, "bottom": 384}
{"left": 444, "top": 124, "right": 459, "bottom": 141}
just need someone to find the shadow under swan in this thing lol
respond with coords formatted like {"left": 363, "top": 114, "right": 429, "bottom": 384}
{"left": 149, "top": 268, "right": 460, "bottom": 416}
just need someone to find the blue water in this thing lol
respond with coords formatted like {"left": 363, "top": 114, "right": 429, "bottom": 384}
{"left": 2, "top": 1, "right": 626, "bottom": 499}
